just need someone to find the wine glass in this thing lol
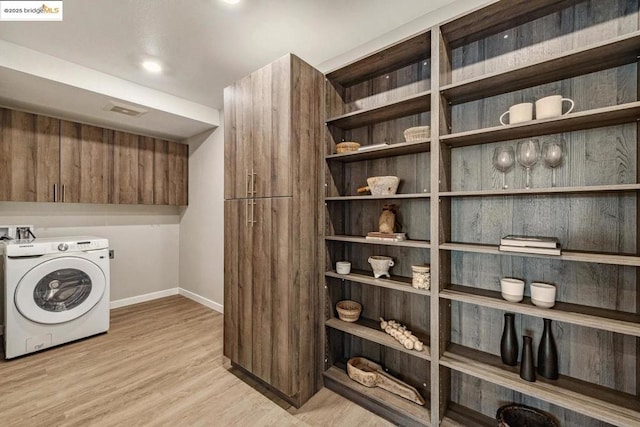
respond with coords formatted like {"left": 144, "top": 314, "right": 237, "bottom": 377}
{"left": 492, "top": 146, "right": 515, "bottom": 189}
{"left": 542, "top": 139, "right": 565, "bottom": 187}
{"left": 516, "top": 139, "right": 540, "bottom": 189}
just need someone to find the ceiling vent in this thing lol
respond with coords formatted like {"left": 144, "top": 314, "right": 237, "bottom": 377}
{"left": 103, "top": 101, "right": 147, "bottom": 118}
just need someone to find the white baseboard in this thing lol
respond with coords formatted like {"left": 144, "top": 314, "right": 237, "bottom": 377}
{"left": 179, "top": 288, "right": 224, "bottom": 314}
{"left": 110, "top": 288, "right": 179, "bottom": 309}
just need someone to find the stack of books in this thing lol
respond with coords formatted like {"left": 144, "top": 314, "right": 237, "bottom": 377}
{"left": 499, "top": 235, "right": 561, "bottom": 256}
{"left": 365, "top": 232, "right": 407, "bottom": 242}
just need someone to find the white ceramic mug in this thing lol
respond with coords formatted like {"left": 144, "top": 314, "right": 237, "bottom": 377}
{"left": 499, "top": 102, "right": 533, "bottom": 126}
{"left": 535, "top": 95, "right": 574, "bottom": 120}
{"left": 530, "top": 282, "right": 556, "bottom": 308}
{"left": 336, "top": 261, "right": 351, "bottom": 275}
{"left": 368, "top": 256, "right": 394, "bottom": 278}
{"left": 500, "top": 278, "right": 525, "bottom": 302}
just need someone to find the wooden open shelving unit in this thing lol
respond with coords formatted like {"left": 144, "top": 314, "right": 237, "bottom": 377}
{"left": 321, "top": 1, "right": 640, "bottom": 425}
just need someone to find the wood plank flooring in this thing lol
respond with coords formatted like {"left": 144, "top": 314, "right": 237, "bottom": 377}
{"left": 0, "top": 296, "right": 392, "bottom": 426}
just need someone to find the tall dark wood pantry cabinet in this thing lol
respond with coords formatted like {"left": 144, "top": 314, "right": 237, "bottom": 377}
{"left": 223, "top": 53, "right": 324, "bottom": 407}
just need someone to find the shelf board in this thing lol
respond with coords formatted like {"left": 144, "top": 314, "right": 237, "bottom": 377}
{"left": 326, "top": 235, "right": 430, "bottom": 249}
{"left": 441, "top": 284, "right": 640, "bottom": 337}
{"left": 326, "top": 269, "right": 431, "bottom": 296}
{"left": 326, "top": 317, "right": 431, "bottom": 361}
{"left": 439, "top": 242, "right": 640, "bottom": 266}
{"left": 326, "top": 140, "right": 430, "bottom": 162}
{"left": 440, "top": 344, "right": 640, "bottom": 427}
{"left": 325, "top": 193, "right": 430, "bottom": 201}
{"left": 439, "top": 183, "right": 640, "bottom": 197}
{"left": 441, "top": 31, "right": 640, "bottom": 104}
{"left": 326, "top": 31, "right": 430, "bottom": 87}
{"left": 326, "top": 91, "right": 430, "bottom": 130}
{"left": 323, "top": 366, "right": 431, "bottom": 427}
{"left": 440, "top": 102, "right": 640, "bottom": 148}
{"left": 441, "top": 403, "right": 495, "bottom": 427}
{"left": 441, "top": 0, "right": 583, "bottom": 49}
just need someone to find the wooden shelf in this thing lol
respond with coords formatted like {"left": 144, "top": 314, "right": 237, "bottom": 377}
{"left": 326, "top": 31, "right": 430, "bottom": 87}
{"left": 325, "top": 193, "right": 430, "bottom": 201}
{"left": 439, "top": 242, "right": 640, "bottom": 266}
{"left": 326, "top": 317, "right": 431, "bottom": 361}
{"left": 440, "top": 284, "right": 640, "bottom": 337}
{"left": 441, "top": 403, "right": 495, "bottom": 427}
{"left": 326, "top": 235, "right": 430, "bottom": 248}
{"left": 326, "top": 91, "right": 430, "bottom": 130}
{"left": 440, "top": 344, "right": 640, "bottom": 427}
{"left": 441, "top": 0, "right": 583, "bottom": 48}
{"left": 323, "top": 366, "right": 431, "bottom": 427}
{"left": 441, "top": 31, "right": 640, "bottom": 105}
{"left": 326, "top": 140, "right": 430, "bottom": 162}
{"left": 440, "top": 102, "right": 640, "bottom": 148}
{"left": 326, "top": 269, "right": 431, "bottom": 296}
{"left": 439, "top": 183, "right": 640, "bottom": 197}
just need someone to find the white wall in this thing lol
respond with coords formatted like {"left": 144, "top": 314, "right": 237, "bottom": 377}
{"left": 178, "top": 123, "right": 225, "bottom": 312}
{"left": 0, "top": 202, "right": 181, "bottom": 323}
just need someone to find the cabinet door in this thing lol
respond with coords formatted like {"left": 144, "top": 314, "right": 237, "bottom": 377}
{"left": 223, "top": 199, "right": 254, "bottom": 370}
{"left": 251, "top": 56, "right": 292, "bottom": 198}
{"left": 154, "top": 139, "right": 188, "bottom": 206}
{"left": 0, "top": 109, "right": 59, "bottom": 202}
{"left": 224, "top": 76, "right": 253, "bottom": 200}
{"left": 60, "top": 121, "right": 111, "bottom": 204}
{"left": 111, "top": 131, "right": 154, "bottom": 204}
{"left": 251, "top": 197, "right": 294, "bottom": 396}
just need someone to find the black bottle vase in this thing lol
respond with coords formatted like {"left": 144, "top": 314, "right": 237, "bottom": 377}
{"left": 500, "top": 313, "right": 518, "bottom": 366}
{"left": 520, "top": 336, "right": 536, "bottom": 382}
{"left": 537, "top": 318, "right": 559, "bottom": 379}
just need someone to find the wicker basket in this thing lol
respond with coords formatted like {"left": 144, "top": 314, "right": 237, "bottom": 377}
{"left": 336, "top": 141, "right": 361, "bottom": 154}
{"left": 336, "top": 300, "right": 362, "bottom": 322}
{"left": 403, "top": 126, "right": 430, "bottom": 142}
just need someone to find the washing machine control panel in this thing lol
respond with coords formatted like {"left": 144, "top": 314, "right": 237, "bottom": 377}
{"left": 4, "top": 236, "right": 109, "bottom": 257}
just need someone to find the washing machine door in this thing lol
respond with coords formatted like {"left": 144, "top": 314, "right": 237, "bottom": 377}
{"left": 14, "top": 256, "right": 106, "bottom": 324}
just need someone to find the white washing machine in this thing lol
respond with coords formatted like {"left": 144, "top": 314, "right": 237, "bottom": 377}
{"left": 2, "top": 236, "right": 110, "bottom": 359}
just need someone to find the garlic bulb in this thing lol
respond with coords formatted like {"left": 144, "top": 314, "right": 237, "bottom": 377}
{"left": 378, "top": 316, "right": 424, "bottom": 352}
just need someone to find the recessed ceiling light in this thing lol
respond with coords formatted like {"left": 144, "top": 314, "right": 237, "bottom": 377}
{"left": 223, "top": 0, "right": 240, "bottom": 4}
{"left": 142, "top": 60, "right": 162, "bottom": 73}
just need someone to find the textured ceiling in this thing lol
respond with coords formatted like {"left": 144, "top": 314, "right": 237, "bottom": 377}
{"left": 0, "top": 0, "right": 458, "bottom": 110}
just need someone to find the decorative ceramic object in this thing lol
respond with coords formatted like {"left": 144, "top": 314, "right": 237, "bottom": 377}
{"left": 411, "top": 265, "right": 430, "bottom": 290}
{"left": 497, "top": 404, "right": 559, "bottom": 427}
{"left": 535, "top": 95, "right": 574, "bottom": 120}
{"left": 336, "top": 261, "right": 351, "bottom": 275}
{"left": 537, "top": 318, "right": 559, "bottom": 379}
{"left": 379, "top": 204, "right": 397, "bottom": 234}
{"left": 500, "top": 102, "right": 533, "bottom": 126}
{"left": 500, "top": 278, "right": 524, "bottom": 302}
{"left": 500, "top": 313, "right": 518, "bottom": 366}
{"left": 347, "top": 357, "right": 425, "bottom": 405}
{"left": 335, "top": 300, "right": 362, "bottom": 322}
{"left": 357, "top": 176, "right": 400, "bottom": 196}
{"left": 530, "top": 282, "right": 556, "bottom": 308}
{"left": 379, "top": 317, "right": 425, "bottom": 352}
{"left": 520, "top": 336, "right": 536, "bottom": 382}
{"left": 368, "top": 256, "right": 394, "bottom": 278}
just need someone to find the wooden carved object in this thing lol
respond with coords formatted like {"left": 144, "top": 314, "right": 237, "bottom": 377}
{"left": 379, "top": 204, "right": 397, "bottom": 233}
{"left": 380, "top": 317, "right": 425, "bottom": 351}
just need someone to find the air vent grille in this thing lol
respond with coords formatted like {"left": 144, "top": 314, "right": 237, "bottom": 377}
{"left": 103, "top": 101, "right": 147, "bottom": 118}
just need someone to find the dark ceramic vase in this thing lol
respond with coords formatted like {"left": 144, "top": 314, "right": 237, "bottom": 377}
{"left": 537, "top": 318, "right": 559, "bottom": 379}
{"left": 500, "top": 313, "right": 518, "bottom": 366}
{"left": 520, "top": 336, "right": 536, "bottom": 382}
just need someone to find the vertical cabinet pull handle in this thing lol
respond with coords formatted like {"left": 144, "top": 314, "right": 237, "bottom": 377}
{"left": 252, "top": 170, "right": 257, "bottom": 196}
{"left": 246, "top": 170, "right": 251, "bottom": 198}
{"left": 246, "top": 200, "right": 251, "bottom": 227}
{"left": 62, "top": 185, "right": 66, "bottom": 203}
{"left": 53, "top": 184, "right": 57, "bottom": 202}
{"left": 252, "top": 200, "right": 257, "bottom": 225}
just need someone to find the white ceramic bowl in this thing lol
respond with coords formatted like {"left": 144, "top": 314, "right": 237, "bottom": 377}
{"left": 530, "top": 282, "right": 556, "bottom": 308}
{"left": 366, "top": 176, "right": 400, "bottom": 196}
{"left": 336, "top": 261, "right": 351, "bottom": 275}
{"left": 500, "top": 278, "right": 524, "bottom": 302}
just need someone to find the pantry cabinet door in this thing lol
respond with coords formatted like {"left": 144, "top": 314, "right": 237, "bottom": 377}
{"left": 0, "top": 108, "right": 59, "bottom": 202}
{"left": 60, "top": 120, "right": 111, "bottom": 204}
{"left": 251, "top": 56, "right": 292, "bottom": 198}
{"left": 251, "top": 197, "right": 294, "bottom": 397}
{"left": 224, "top": 76, "right": 253, "bottom": 200}
{"left": 223, "top": 199, "right": 254, "bottom": 370}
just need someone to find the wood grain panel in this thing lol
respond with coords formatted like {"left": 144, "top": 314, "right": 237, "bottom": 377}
{"left": 60, "top": 120, "right": 111, "bottom": 204}
{"left": 111, "top": 130, "right": 139, "bottom": 204}
{"left": 138, "top": 136, "right": 154, "bottom": 205}
{"left": 168, "top": 141, "right": 188, "bottom": 206}
{"left": 224, "top": 76, "right": 253, "bottom": 199}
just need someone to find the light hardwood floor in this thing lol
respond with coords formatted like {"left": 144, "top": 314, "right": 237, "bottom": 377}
{"left": 0, "top": 295, "right": 392, "bottom": 426}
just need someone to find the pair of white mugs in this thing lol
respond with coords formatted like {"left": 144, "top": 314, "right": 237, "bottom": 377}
{"left": 501, "top": 278, "right": 556, "bottom": 308}
{"left": 500, "top": 95, "right": 574, "bottom": 126}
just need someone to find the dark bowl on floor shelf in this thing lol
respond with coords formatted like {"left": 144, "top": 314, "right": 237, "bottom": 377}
{"left": 496, "top": 404, "right": 559, "bottom": 427}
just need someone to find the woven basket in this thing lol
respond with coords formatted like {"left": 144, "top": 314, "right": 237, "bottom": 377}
{"left": 336, "top": 141, "right": 361, "bottom": 154}
{"left": 403, "top": 126, "right": 430, "bottom": 142}
{"left": 336, "top": 300, "right": 362, "bottom": 322}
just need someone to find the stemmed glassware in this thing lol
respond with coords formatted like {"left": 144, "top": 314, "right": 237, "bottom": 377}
{"left": 516, "top": 139, "right": 540, "bottom": 189}
{"left": 542, "top": 139, "right": 565, "bottom": 187}
{"left": 493, "top": 146, "right": 515, "bottom": 189}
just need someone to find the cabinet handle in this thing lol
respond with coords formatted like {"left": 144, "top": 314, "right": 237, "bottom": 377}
{"left": 246, "top": 171, "right": 251, "bottom": 198}
{"left": 252, "top": 171, "right": 257, "bottom": 196}
{"left": 62, "top": 185, "right": 66, "bottom": 203}
{"left": 251, "top": 200, "right": 257, "bottom": 225}
{"left": 53, "top": 184, "right": 57, "bottom": 202}
{"left": 246, "top": 200, "right": 251, "bottom": 227}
